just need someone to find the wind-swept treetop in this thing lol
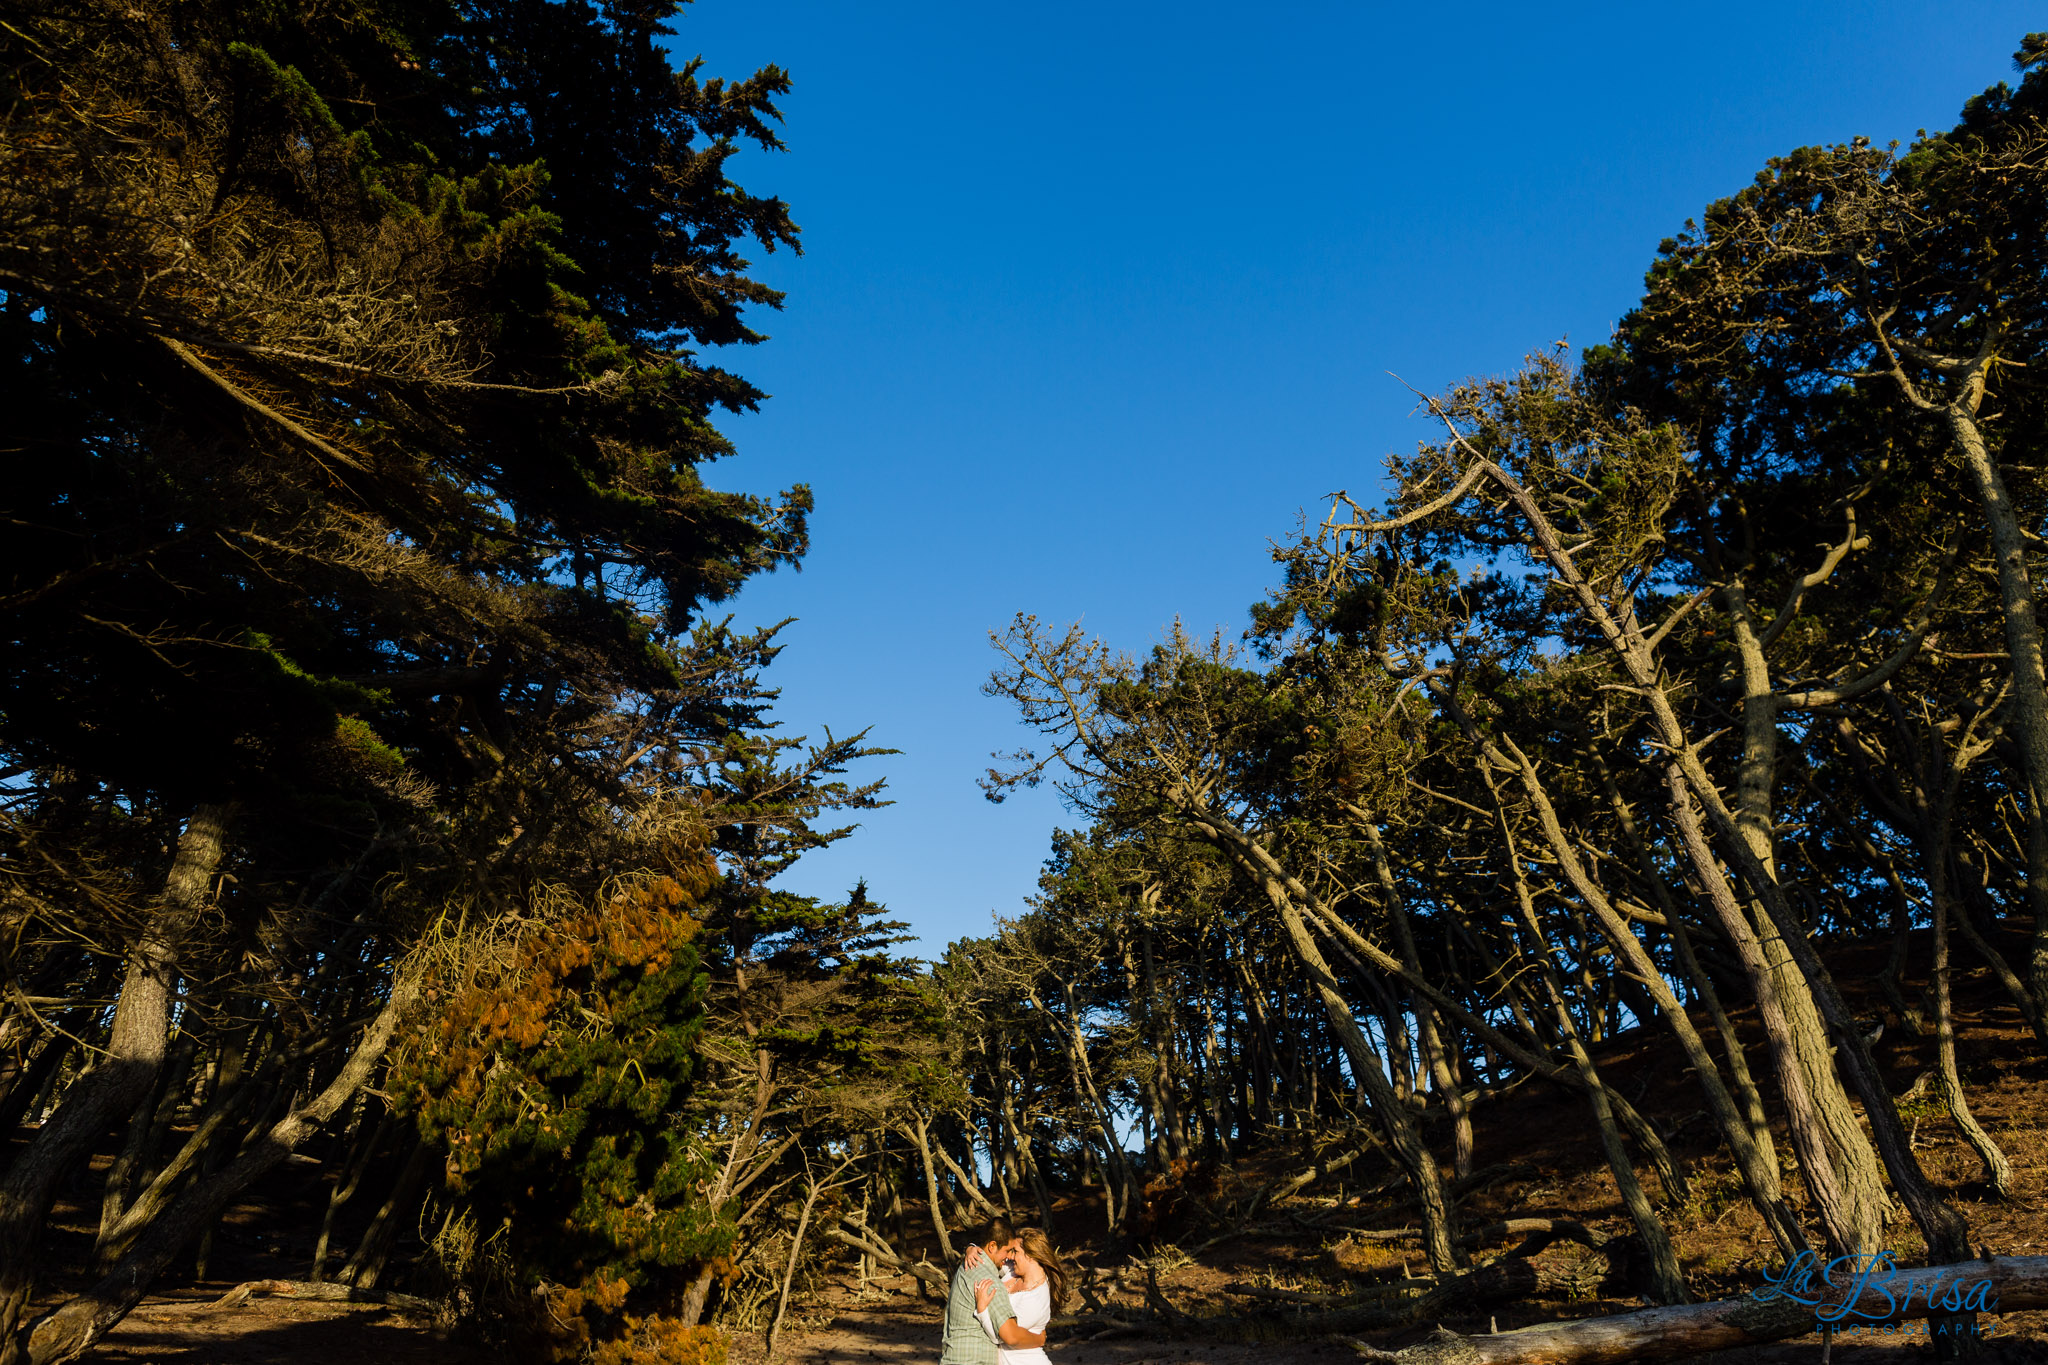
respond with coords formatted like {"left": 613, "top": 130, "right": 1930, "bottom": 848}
{"left": 2, "top": 0, "right": 809, "bottom": 815}
{"left": 0, "top": 4, "right": 859, "bottom": 1361}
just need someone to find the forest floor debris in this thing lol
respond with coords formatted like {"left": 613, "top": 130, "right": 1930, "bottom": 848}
{"left": 37, "top": 936, "right": 2048, "bottom": 1362}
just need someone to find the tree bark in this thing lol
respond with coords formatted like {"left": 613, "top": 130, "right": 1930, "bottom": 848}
{"left": 1662, "top": 771, "right": 1872, "bottom": 1254}
{"left": 0, "top": 803, "right": 231, "bottom": 1360}
{"left": 1344, "top": 1254, "right": 2039, "bottom": 1365}
{"left": 1218, "top": 834, "right": 1459, "bottom": 1273}
{"left": 20, "top": 972, "right": 416, "bottom": 1365}
{"left": 95, "top": 1030, "right": 196, "bottom": 1270}
{"left": 906, "top": 1113, "right": 956, "bottom": 1263}
{"left": 1719, "top": 591, "right": 1892, "bottom": 1253}
{"left": 677, "top": 1264, "right": 718, "bottom": 1327}
{"left": 1946, "top": 407, "right": 2048, "bottom": 1034}
{"left": 311, "top": 1111, "right": 390, "bottom": 1281}
{"left": 1689, "top": 774, "right": 1973, "bottom": 1266}
{"left": 338, "top": 1138, "right": 429, "bottom": 1290}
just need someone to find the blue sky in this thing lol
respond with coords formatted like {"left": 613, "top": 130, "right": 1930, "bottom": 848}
{"left": 667, "top": 2, "right": 2041, "bottom": 955}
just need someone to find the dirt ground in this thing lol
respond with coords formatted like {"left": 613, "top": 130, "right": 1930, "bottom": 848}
{"left": 84, "top": 1295, "right": 487, "bottom": 1364}
{"left": 69, "top": 1288, "right": 2048, "bottom": 1365}
{"left": 48, "top": 928, "right": 2048, "bottom": 1363}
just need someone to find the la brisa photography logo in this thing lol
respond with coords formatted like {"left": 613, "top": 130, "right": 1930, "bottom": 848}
{"left": 1752, "top": 1250, "right": 2000, "bottom": 1339}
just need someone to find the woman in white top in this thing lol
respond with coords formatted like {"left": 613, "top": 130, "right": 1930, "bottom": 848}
{"left": 973, "top": 1226, "right": 1068, "bottom": 1365}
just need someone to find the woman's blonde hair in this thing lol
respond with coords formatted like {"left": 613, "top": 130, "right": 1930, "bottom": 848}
{"left": 1016, "top": 1226, "right": 1068, "bottom": 1312}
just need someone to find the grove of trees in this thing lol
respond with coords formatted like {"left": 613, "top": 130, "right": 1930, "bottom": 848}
{"left": 963, "top": 31, "right": 2048, "bottom": 1355}
{"left": 5, "top": 5, "right": 2048, "bottom": 1364}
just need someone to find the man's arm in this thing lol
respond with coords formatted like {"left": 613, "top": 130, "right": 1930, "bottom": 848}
{"left": 971, "top": 1273, "right": 1018, "bottom": 1336}
{"left": 972, "top": 1280, "right": 1040, "bottom": 1349}
{"left": 994, "top": 1320, "right": 1046, "bottom": 1349}
{"left": 981, "top": 1271, "right": 1014, "bottom": 1328}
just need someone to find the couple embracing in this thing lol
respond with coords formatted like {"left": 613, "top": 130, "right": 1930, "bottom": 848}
{"left": 939, "top": 1218, "right": 1069, "bottom": 1365}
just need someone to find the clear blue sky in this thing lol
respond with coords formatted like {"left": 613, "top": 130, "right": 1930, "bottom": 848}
{"left": 666, "top": 2, "right": 2040, "bottom": 955}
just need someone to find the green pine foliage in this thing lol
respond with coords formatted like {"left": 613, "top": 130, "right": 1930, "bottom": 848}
{"left": 2, "top": 0, "right": 809, "bottom": 833}
{"left": 399, "top": 864, "right": 728, "bottom": 1344}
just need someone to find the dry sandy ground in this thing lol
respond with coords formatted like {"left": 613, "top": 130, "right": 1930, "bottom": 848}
{"left": 61, "top": 937, "right": 2048, "bottom": 1365}
{"left": 729, "top": 1297, "right": 1363, "bottom": 1365}
{"left": 740, "top": 1298, "right": 2048, "bottom": 1365}
{"left": 83, "top": 1294, "right": 488, "bottom": 1364}
{"left": 75, "top": 1290, "right": 2048, "bottom": 1365}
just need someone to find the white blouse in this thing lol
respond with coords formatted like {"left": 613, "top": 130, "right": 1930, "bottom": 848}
{"left": 975, "top": 1279, "right": 1052, "bottom": 1365}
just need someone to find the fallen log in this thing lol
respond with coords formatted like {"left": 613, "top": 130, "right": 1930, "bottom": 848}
{"left": 821, "top": 1226, "right": 948, "bottom": 1290}
{"left": 1292, "top": 1163, "right": 1538, "bottom": 1235}
{"left": 168, "top": 1280, "right": 435, "bottom": 1314}
{"left": 1228, "top": 1279, "right": 1448, "bottom": 1312}
{"left": 1050, "top": 1312, "right": 1153, "bottom": 1341}
{"left": 1464, "top": 1219, "right": 1607, "bottom": 1256}
{"left": 1333, "top": 1218, "right": 1607, "bottom": 1251}
{"left": 1330, "top": 1226, "right": 1427, "bottom": 1244}
{"left": 1226, "top": 1284, "right": 1357, "bottom": 1306}
{"left": 1336, "top": 1255, "right": 2048, "bottom": 1365}
{"left": 1448, "top": 1163, "right": 1536, "bottom": 1201}
{"left": 1333, "top": 1219, "right": 1612, "bottom": 1283}
{"left": 1260, "top": 1132, "right": 1390, "bottom": 1207}
{"left": 1279, "top": 1254, "right": 1594, "bottom": 1336}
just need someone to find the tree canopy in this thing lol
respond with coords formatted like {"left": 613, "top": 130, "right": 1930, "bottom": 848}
{"left": 0, "top": 1, "right": 870, "bottom": 1360}
{"left": 8, "top": 16, "right": 2048, "bottom": 1365}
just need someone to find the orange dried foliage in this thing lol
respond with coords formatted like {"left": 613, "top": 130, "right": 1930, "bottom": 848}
{"left": 1128, "top": 1156, "right": 1219, "bottom": 1242}
{"left": 590, "top": 1317, "right": 727, "bottom": 1365}
{"left": 407, "top": 864, "right": 717, "bottom": 1180}
{"left": 399, "top": 857, "right": 731, "bottom": 1362}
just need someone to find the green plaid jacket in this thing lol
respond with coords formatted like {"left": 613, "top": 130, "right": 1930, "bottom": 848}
{"left": 939, "top": 1256, "right": 1014, "bottom": 1365}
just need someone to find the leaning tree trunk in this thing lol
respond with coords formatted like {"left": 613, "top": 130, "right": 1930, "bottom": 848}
{"left": 1225, "top": 835, "right": 1460, "bottom": 1273}
{"left": 766, "top": 1157, "right": 851, "bottom": 1359}
{"left": 0, "top": 1030, "right": 78, "bottom": 1142}
{"left": 20, "top": 974, "right": 414, "bottom": 1365}
{"left": 1486, "top": 777, "right": 1686, "bottom": 1305}
{"left": 95, "top": 1036, "right": 283, "bottom": 1267}
{"left": 311, "top": 1111, "right": 392, "bottom": 1281}
{"left": 1047, "top": 976, "right": 1137, "bottom": 1231}
{"left": 677, "top": 1265, "right": 719, "bottom": 1328}
{"left": 1463, "top": 445, "right": 1968, "bottom": 1267}
{"left": 1356, "top": 820, "right": 1473, "bottom": 1181}
{"left": 906, "top": 1113, "right": 957, "bottom": 1263}
{"left": 1436, "top": 716, "right": 1804, "bottom": 1259}
{"left": 1662, "top": 773, "right": 1873, "bottom": 1256}
{"left": 1945, "top": 404, "right": 2048, "bottom": 1035}
{"left": 0, "top": 804, "right": 231, "bottom": 1361}
{"left": 338, "top": 1139, "right": 430, "bottom": 1290}
{"left": 1138, "top": 923, "right": 1187, "bottom": 1164}
{"left": 1688, "top": 772, "right": 1975, "bottom": 1270}
{"left": 1928, "top": 846, "right": 2014, "bottom": 1199}
{"left": 95, "top": 1031, "right": 197, "bottom": 1271}
{"left": 1720, "top": 609, "right": 1893, "bottom": 1254}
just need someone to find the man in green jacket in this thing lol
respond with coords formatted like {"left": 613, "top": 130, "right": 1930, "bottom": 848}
{"left": 940, "top": 1218, "right": 1045, "bottom": 1363}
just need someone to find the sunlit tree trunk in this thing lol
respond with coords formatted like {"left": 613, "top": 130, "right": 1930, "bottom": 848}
{"left": 0, "top": 804, "right": 231, "bottom": 1361}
